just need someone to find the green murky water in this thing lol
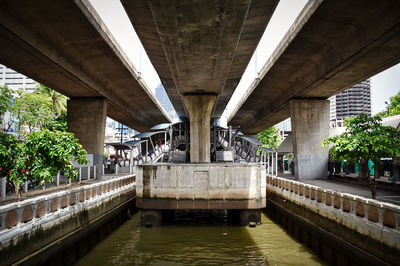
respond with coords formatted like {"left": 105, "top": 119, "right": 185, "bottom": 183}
{"left": 75, "top": 211, "right": 323, "bottom": 265}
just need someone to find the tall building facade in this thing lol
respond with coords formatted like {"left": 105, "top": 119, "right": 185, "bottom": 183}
{"left": 0, "top": 64, "right": 37, "bottom": 91}
{"left": 329, "top": 79, "right": 371, "bottom": 126}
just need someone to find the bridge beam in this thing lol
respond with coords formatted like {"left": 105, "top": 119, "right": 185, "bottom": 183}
{"left": 290, "top": 99, "right": 329, "bottom": 180}
{"left": 67, "top": 98, "right": 107, "bottom": 177}
{"left": 184, "top": 95, "right": 216, "bottom": 163}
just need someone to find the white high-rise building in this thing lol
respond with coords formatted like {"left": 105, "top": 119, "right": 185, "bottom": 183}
{"left": 329, "top": 80, "right": 371, "bottom": 127}
{"left": 0, "top": 64, "right": 37, "bottom": 91}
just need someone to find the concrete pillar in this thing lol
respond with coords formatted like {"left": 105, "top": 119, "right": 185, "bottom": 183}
{"left": 141, "top": 209, "right": 162, "bottom": 226}
{"left": 359, "top": 158, "right": 367, "bottom": 181}
{"left": 68, "top": 98, "right": 107, "bottom": 178}
{"left": 394, "top": 157, "right": 400, "bottom": 181}
{"left": 1, "top": 177, "right": 6, "bottom": 200}
{"left": 169, "top": 126, "right": 174, "bottom": 151}
{"left": 290, "top": 99, "right": 329, "bottom": 180}
{"left": 184, "top": 94, "right": 216, "bottom": 163}
{"left": 228, "top": 126, "right": 232, "bottom": 149}
{"left": 239, "top": 209, "right": 261, "bottom": 226}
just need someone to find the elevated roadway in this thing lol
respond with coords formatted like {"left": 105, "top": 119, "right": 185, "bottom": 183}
{"left": 122, "top": 0, "right": 278, "bottom": 162}
{"left": 230, "top": 0, "right": 400, "bottom": 134}
{"left": 0, "top": 0, "right": 170, "bottom": 132}
{"left": 122, "top": 0, "right": 279, "bottom": 118}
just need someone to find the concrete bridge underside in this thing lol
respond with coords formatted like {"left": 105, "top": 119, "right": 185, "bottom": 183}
{"left": 0, "top": 0, "right": 170, "bottom": 133}
{"left": 122, "top": 0, "right": 279, "bottom": 162}
{"left": 230, "top": 0, "right": 400, "bottom": 134}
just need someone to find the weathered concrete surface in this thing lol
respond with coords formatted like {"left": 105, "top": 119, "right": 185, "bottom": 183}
{"left": 230, "top": 0, "right": 400, "bottom": 133}
{"left": 267, "top": 175, "right": 400, "bottom": 265}
{"left": 290, "top": 99, "right": 329, "bottom": 180}
{"left": 122, "top": 0, "right": 279, "bottom": 118}
{"left": 68, "top": 98, "right": 107, "bottom": 177}
{"left": 135, "top": 164, "right": 266, "bottom": 210}
{"left": 184, "top": 94, "right": 216, "bottom": 163}
{"left": 0, "top": 0, "right": 170, "bottom": 131}
{"left": 0, "top": 175, "right": 136, "bottom": 265}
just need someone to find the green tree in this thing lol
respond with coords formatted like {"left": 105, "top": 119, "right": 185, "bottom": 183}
{"left": 258, "top": 126, "right": 282, "bottom": 150}
{"left": 322, "top": 113, "right": 400, "bottom": 199}
{"left": 0, "top": 133, "right": 19, "bottom": 177}
{"left": 0, "top": 85, "right": 12, "bottom": 118}
{"left": 378, "top": 90, "right": 400, "bottom": 117}
{"left": 46, "top": 111, "right": 68, "bottom": 131}
{"left": 0, "top": 85, "right": 13, "bottom": 131}
{"left": 11, "top": 91, "right": 54, "bottom": 134}
{"left": 36, "top": 84, "right": 67, "bottom": 116}
{"left": 0, "top": 130, "right": 88, "bottom": 196}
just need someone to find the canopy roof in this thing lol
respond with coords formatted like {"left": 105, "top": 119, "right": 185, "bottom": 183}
{"left": 382, "top": 114, "right": 400, "bottom": 130}
{"left": 259, "top": 147, "right": 275, "bottom": 153}
{"left": 239, "top": 136, "right": 262, "bottom": 146}
{"left": 104, "top": 142, "right": 133, "bottom": 150}
{"left": 133, "top": 131, "right": 164, "bottom": 139}
{"left": 150, "top": 123, "right": 171, "bottom": 130}
{"left": 124, "top": 139, "right": 147, "bottom": 146}
{"left": 277, "top": 134, "right": 292, "bottom": 154}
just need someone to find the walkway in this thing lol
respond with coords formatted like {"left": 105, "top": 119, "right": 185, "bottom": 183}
{"left": 279, "top": 173, "right": 400, "bottom": 205}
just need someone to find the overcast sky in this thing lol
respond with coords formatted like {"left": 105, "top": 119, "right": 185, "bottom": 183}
{"left": 90, "top": 0, "right": 399, "bottom": 118}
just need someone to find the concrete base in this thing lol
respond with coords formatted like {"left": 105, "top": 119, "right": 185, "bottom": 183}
{"left": 239, "top": 209, "right": 261, "bottom": 226}
{"left": 141, "top": 209, "right": 162, "bottom": 227}
{"left": 92, "top": 153, "right": 103, "bottom": 178}
{"left": 135, "top": 163, "right": 266, "bottom": 210}
{"left": 295, "top": 154, "right": 328, "bottom": 180}
{"left": 136, "top": 198, "right": 264, "bottom": 210}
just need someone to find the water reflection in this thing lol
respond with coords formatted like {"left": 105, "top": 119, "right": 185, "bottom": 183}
{"left": 75, "top": 210, "right": 323, "bottom": 265}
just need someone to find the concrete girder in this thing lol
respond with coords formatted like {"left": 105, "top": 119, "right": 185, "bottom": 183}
{"left": 230, "top": 0, "right": 400, "bottom": 134}
{"left": 122, "top": 0, "right": 279, "bottom": 118}
{"left": 0, "top": 0, "right": 170, "bottom": 132}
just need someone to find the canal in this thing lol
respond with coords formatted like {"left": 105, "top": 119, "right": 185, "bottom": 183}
{"left": 75, "top": 210, "right": 322, "bottom": 265}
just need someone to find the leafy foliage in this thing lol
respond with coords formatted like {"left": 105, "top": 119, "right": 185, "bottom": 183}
{"left": 322, "top": 114, "right": 400, "bottom": 164}
{"left": 382, "top": 90, "right": 400, "bottom": 117}
{"left": 35, "top": 84, "right": 67, "bottom": 116}
{"left": 11, "top": 91, "right": 53, "bottom": 133}
{"left": 258, "top": 126, "right": 282, "bottom": 150}
{"left": 0, "top": 130, "right": 87, "bottom": 187}
{"left": 322, "top": 113, "right": 400, "bottom": 198}
{"left": 46, "top": 111, "right": 68, "bottom": 131}
{"left": 0, "top": 85, "right": 12, "bottom": 118}
{"left": 0, "top": 133, "right": 19, "bottom": 177}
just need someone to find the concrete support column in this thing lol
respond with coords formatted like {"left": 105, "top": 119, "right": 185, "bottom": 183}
{"left": 228, "top": 126, "right": 232, "bottom": 149}
{"left": 184, "top": 94, "right": 216, "bottom": 163}
{"left": 67, "top": 98, "right": 107, "bottom": 178}
{"left": 239, "top": 209, "right": 261, "bottom": 226}
{"left": 141, "top": 209, "right": 162, "bottom": 226}
{"left": 394, "top": 157, "right": 400, "bottom": 181}
{"left": 290, "top": 99, "right": 329, "bottom": 180}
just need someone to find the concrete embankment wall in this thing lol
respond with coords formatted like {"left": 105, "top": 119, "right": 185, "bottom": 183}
{"left": 266, "top": 175, "right": 400, "bottom": 265}
{"left": 0, "top": 175, "right": 136, "bottom": 265}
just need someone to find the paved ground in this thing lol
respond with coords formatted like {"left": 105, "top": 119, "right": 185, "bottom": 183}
{"left": 279, "top": 173, "right": 400, "bottom": 205}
